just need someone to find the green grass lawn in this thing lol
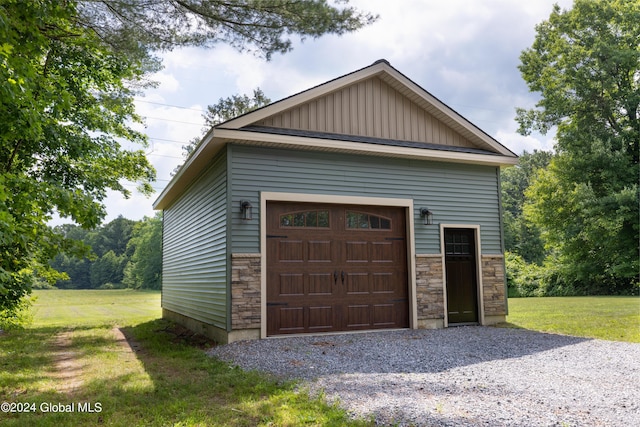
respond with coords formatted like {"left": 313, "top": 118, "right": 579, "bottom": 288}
{"left": 30, "top": 289, "right": 162, "bottom": 328}
{"left": 505, "top": 296, "right": 640, "bottom": 343}
{"left": 0, "top": 290, "right": 369, "bottom": 427}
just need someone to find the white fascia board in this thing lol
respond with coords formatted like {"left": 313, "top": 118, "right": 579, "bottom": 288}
{"left": 214, "top": 128, "right": 519, "bottom": 167}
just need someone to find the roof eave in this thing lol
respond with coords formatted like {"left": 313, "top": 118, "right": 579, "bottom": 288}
{"left": 152, "top": 127, "right": 222, "bottom": 210}
{"left": 215, "top": 128, "right": 518, "bottom": 166}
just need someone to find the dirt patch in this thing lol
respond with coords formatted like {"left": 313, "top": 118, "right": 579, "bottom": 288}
{"left": 50, "top": 331, "right": 84, "bottom": 394}
{"left": 157, "top": 322, "right": 218, "bottom": 349}
{"left": 112, "top": 326, "right": 143, "bottom": 353}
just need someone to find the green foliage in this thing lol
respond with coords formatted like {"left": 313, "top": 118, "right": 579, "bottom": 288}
{"left": 90, "top": 250, "right": 127, "bottom": 288}
{"left": 515, "top": 0, "right": 640, "bottom": 294}
{"left": 90, "top": 216, "right": 136, "bottom": 257}
{"left": 179, "top": 88, "right": 272, "bottom": 164}
{"left": 506, "top": 252, "right": 540, "bottom": 297}
{"left": 501, "top": 150, "right": 552, "bottom": 264}
{"left": 0, "top": 293, "right": 34, "bottom": 330}
{"left": 49, "top": 216, "right": 161, "bottom": 289}
{"left": 505, "top": 251, "right": 582, "bottom": 297}
{"left": 204, "top": 88, "right": 272, "bottom": 127}
{"left": 0, "top": 0, "right": 155, "bottom": 314}
{"left": 123, "top": 214, "right": 163, "bottom": 289}
{"left": 525, "top": 153, "right": 639, "bottom": 294}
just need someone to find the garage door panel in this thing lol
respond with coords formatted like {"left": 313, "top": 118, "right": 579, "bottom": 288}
{"left": 346, "top": 304, "right": 370, "bottom": 328}
{"left": 308, "top": 306, "right": 335, "bottom": 330}
{"left": 346, "top": 272, "right": 370, "bottom": 295}
{"left": 373, "top": 304, "right": 395, "bottom": 326}
{"left": 371, "top": 241, "right": 394, "bottom": 262}
{"left": 309, "top": 273, "right": 333, "bottom": 295}
{"left": 277, "top": 273, "right": 305, "bottom": 296}
{"left": 372, "top": 272, "right": 396, "bottom": 294}
{"left": 278, "top": 240, "right": 304, "bottom": 262}
{"left": 276, "top": 307, "right": 305, "bottom": 333}
{"left": 345, "top": 241, "right": 369, "bottom": 262}
{"left": 308, "top": 240, "right": 333, "bottom": 262}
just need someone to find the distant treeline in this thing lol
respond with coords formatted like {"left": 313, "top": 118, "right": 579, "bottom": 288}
{"left": 47, "top": 214, "right": 162, "bottom": 290}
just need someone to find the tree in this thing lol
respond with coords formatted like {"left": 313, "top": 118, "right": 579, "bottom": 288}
{"left": 501, "top": 150, "right": 552, "bottom": 264}
{"left": 204, "top": 88, "right": 271, "bottom": 126}
{"left": 77, "top": 0, "right": 377, "bottom": 60}
{"left": 1, "top": 0, "right": 375, "bottom": 317}
{"left": 180, "top": 88, "right": 272, "bottom": 163}
{"left": 48, "top": 224, "right": 92, "bottom": 289}
{"left": 49, "top": 218, "right": 135, "bottom": 289}
{"left": 90, "top": 216, "right": 136, "bottom": 258}
{"left": 1, "top": 1, "right": 155, "bottom": 315}
{"left": 123, "top": 214, "right": 163, "bottom": 289}
{"left": 90, "top": 250, "right": 127, "bottom": 288}
{"left": 516, "top": 0, "right": 639, "bottom": 293}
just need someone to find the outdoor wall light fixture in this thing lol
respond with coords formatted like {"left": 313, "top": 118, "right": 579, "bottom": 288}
{"left": 420, "top": 208, "right": 433, "bottom": 225}
{"left": 240, "top": 200, "right": 253, "bottom": 221}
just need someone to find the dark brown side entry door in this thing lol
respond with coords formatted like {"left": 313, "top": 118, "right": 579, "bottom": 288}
{"left": 266, "top": 202, "right": 409, "bottom": 336}
{"left": 444, "top": 228, "right": 478, "bottom": 324}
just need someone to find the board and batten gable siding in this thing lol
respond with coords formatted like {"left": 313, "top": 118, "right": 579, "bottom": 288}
{"left": 162, "top": 149, "right": 228, "bottom": 330}
{"left": 255, "top": 76, "right": 476, "bottom": 150}
{"left": 228, "top": 144, "right": 502, "bottom": 255}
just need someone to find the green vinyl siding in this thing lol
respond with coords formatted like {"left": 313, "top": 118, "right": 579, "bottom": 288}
{"left": 229, "top": 144, "right": 503, "bottom": 254}
{"left": 162, "top": 149, "right": 228, "bottom": 329}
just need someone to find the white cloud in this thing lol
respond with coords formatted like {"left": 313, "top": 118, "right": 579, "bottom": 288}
{"left": 496, "top": 128, "right": 556, "bottom": 154}
{"left": 149, "top": 71, "right": 181, "bottom": 93}
{"left": 89, "top": 0, "right": 579, "bottom": 224}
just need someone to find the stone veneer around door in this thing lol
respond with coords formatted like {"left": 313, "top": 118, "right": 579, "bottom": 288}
{"left": 415, "top": 254, "right": 446, "bottom": 329}
{"left": 230, "top": 253, "right": 261, "bottom": 340}
{"left": 481, "top": 254, "right": 507, "bottom": 324}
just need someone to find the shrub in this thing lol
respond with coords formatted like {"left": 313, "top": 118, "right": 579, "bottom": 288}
{"left": 505, "top": 251, "right": 546, "bottom": 297}
{"left": 0, "top": 295, "right": 35, "bottom": 330}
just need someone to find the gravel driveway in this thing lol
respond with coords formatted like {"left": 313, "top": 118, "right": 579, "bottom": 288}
{"left": 208, "top": 327, "right": 640, "bottom": 426}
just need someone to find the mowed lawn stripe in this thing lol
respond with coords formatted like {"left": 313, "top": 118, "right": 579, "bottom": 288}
{"left": 31, "top": 290, "right": 162, "bottom": 327}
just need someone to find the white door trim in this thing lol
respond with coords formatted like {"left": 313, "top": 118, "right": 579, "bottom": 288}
{"left": 260, "top": 192, "right": 417, "bottom": 338}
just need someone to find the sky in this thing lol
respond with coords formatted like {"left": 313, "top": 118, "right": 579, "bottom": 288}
{"left": 91, "top": 0, "right": 575, "bottom": 225}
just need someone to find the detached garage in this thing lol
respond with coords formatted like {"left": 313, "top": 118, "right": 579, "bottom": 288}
{"left": 153, "top": 60, "right": 518, "bottom": 344}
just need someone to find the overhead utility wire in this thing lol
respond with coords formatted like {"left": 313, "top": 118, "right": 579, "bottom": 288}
{"left": 143, "top": 115, "right": 204, "bottom": 126}
{"left": 134, "top": 98, "right": 206, "bottom": 113}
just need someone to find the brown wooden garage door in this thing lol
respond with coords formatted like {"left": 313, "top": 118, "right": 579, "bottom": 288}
{"left": 266, "top": 202, "right": 409, "bottom": 336}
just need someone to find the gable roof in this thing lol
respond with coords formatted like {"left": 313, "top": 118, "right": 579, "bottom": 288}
{"left": 154, "top": 59, "right": 518, "bottom": 210}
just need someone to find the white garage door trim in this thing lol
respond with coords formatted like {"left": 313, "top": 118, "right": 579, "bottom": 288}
{"left": 260, "top": 191, "right": 417, "bottom": 339}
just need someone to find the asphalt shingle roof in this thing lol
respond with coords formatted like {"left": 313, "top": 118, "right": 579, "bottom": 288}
{"left": 240, "top": 125, "right": 501, "bottom": 156}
